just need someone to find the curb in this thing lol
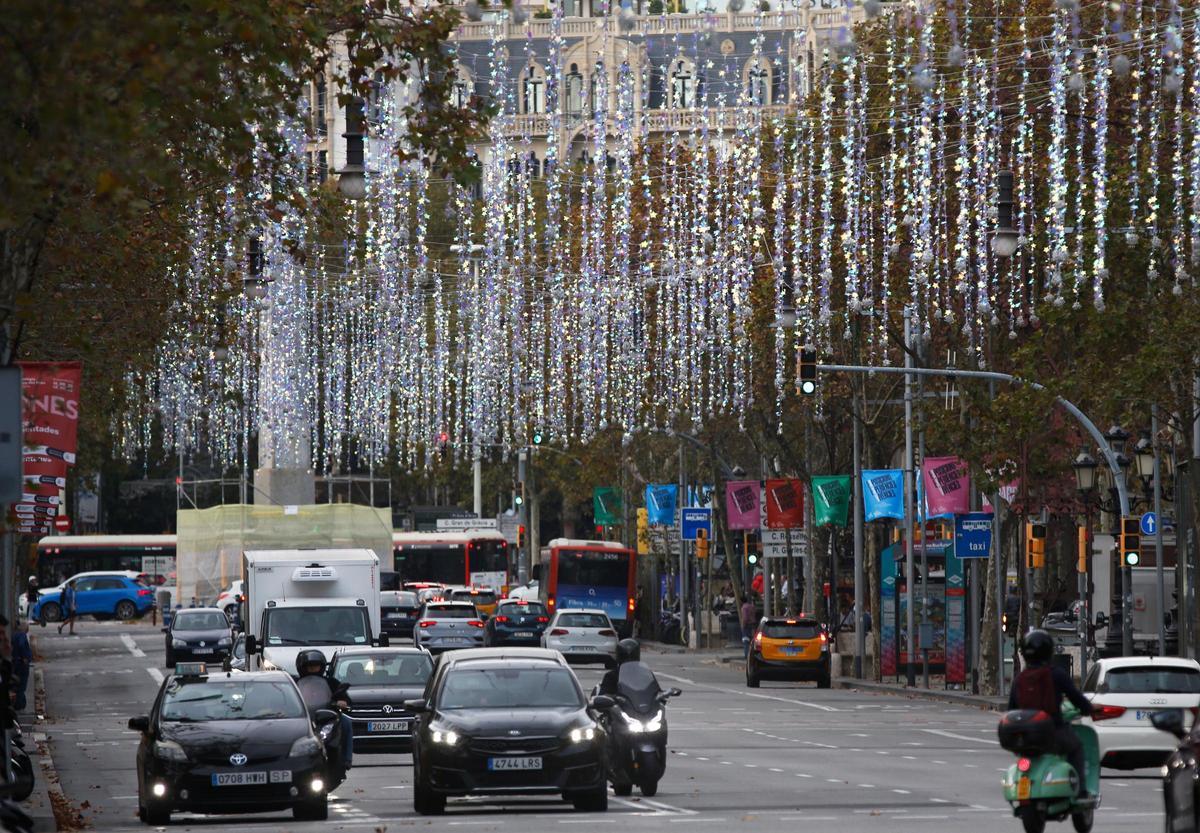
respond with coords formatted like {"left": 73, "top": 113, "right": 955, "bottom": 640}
{"left": 23, "top": 662, "right": 64, "bottom": 831}
{"left": 834, "top": 678, "right": 1006, "bottom": 710}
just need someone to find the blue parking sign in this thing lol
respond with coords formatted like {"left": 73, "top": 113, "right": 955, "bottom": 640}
{"left": 954, "top": 512, "right": 992, "bottom": 559}
{"left": 680, "top": 508, "right": 712, "bottom": 541}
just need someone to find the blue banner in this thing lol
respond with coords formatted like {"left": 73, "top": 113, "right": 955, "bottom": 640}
{"left": 645, "top": 484, "right": 678, "bottom": 526}
{"left": 862, "top": 469, "right": 904, "bottom": 521}
{"left": 954, "top": 512, "right": 993, "bottom": 559}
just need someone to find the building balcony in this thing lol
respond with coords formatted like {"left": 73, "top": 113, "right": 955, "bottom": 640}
{"left": 496, "top": 103, "right": 792, "bottom": 138}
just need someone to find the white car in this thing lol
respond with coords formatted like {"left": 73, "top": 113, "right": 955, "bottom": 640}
{"left": 214, "top": 580, "right": 244, "bottom": 617}
{"left": 1082, "top": 656, "right": 1200, "bottom": 770}
{"left": 541, "top": 608, "right": 619, "bottom": 667}
{"left": 507, "top": 580, "right": 539, "bottom": 602}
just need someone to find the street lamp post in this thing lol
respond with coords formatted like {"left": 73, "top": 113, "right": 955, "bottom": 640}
{"left": 1104, "top": 425, "right": 1134, "bottom": 657}
{"left": 1073, "top": 450, "right": 1098, "bottom": 682}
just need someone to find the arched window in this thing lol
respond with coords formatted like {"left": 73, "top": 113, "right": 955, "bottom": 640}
{"left": 746, "top": 58, "right": 771, "bottom": 105}
{"left": 526, "top": 152, "right": 541, "bottom": 178}
{"left": 590, "top": 62, "right": 607, "bottom": 115}
{"left": 670, "top": 58, "right": 696, "bottom": 109}
{"left": 522, "top": 64, "right": 547, "bottom": 115}
{"left": 565, "top": 64, "right": 584, "bottom": 115}
{"left": 451, "top": 66, "right": 474, "bottom": 109}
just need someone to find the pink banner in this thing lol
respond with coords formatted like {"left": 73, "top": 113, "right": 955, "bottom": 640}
{"left": 921, "top": 456, "right": 970, "bottom": 517}
{"left": 725, "top": 481, "right": 760, "bottom": 530}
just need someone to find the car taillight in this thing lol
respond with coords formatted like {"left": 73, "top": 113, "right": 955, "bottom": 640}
{"left": 1017, "top": 757, "right": 1031, "bottom": 773}
{"left": 628, "top": 598, "right": 635, "bottom": 611}
{"left": 468, "top": 620, "right": 484, "bottom": 628}
{"left": 494, "top": 616, "right": 509, "bottom": 623}
{"left": 1091, "top": 704, "right": 1127, "bottom": 721}
{"left": 420, "top": 621, "right": 437, "bottom": 628}
{"left": 138, "top": 589, "right": 153, "bottom": 596}
{"left": 550, "top": 628, "right": 569, "bottom": 636}
{"left": 819, "top": 633, "right": 828, "bottom": 643}
{"left": 536, "top": 616, "right": 549, "bottom": 623}
{"left": 754, "top": 631, "right": 762, "bottom": 645}
{"left": 599, "top": 629, "right": 616, "bottom": 637}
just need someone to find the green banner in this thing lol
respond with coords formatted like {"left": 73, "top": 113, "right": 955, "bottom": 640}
{"left": 812, "top": 475, "right": 852, "bottom": 527}
{"left": 593, "top": 487, "right": 623, "bottom": 526}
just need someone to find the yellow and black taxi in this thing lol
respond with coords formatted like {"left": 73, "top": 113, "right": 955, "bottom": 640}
{"left": 128, "top": 663, "right": 330, "bottom": 825}
{"left": 450, "top": 587, "right": 500, "bottom": 618}
{"left": 746, "top": 616, "right": 832, "bottom": 689}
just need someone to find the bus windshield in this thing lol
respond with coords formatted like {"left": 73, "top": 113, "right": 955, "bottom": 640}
{"left": 468, "top": 539, "right": 509, "bottom": 575}
{"left": 395, "top": 544, "right": 466, "bottom": 585}
{"left": 556, "top": 549, "right": 629, "bottom": 587}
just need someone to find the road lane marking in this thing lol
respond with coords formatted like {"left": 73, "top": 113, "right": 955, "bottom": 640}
{"left": 121, "top": 633, "right": 146, "bottom": 658}
{"left": 559, "top": 820, "right": 615, "bottom": 824}
{"left": 922, "top": 729, "right": 999, "bottom": 745}
{"left": 654, "top": 671, "right": 838, "bottom": 712}
{"left": 892, "top": 789, "right": 911, "bottom": 794}
{"left": 147, "top": 668, "right": 164, "bottom": 684}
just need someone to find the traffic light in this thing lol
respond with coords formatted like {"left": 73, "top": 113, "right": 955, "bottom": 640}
{"left": 1026, "top": 522, "right": 1046, "bottom": 569}
{"left": 532, "top": 430, "right": 544, "bottom": 446}
{"left": 1120, "top": 516, "right": 1141, "bottom": 566}
{"left": 799, "top": 347, "right": 818, "bottom": 395}
{"left": 1077, "top": 526, "right": 1089, "bottom": 574}
{"left": 747, "top": 547, "right": 759, "bottom": 567}
{"left": 517, "top": 524, "right": 526, "bottom": 549}
{"left": 695, "top": 528, "right": 709, "bottom": 560}
{"left": 436, "top": 431, "right": 449, "bottom": 455}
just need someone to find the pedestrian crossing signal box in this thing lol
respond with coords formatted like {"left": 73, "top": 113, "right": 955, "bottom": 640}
{"left": 1026, "top": 523, "right": 1046, "bottom": 569}
{"left": 1120, "top": 517, "right": 1141, "bottom": 566}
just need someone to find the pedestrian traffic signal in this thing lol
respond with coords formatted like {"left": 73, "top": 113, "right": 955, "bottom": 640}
{"left": 1120, "top": 517, "right": 1141, "bottom": 566}
{"left": 695, "top": 529, "right": 709, "bottom": 560}
{"left": 1026, "top": 522, "right": 1046, "bottom": 569}
{"left": 799, "top": 347, "right": 818, "bottom": 395}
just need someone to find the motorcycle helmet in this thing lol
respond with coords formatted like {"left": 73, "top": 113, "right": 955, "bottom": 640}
{"left": 616, "top": 638, "right": 641, "bottom": 664}
{"left": 296, "top": 649, "right": 328, "bottom": 677}
{"left": 1019, "top": 629, "right": 1054, "bottom": 665}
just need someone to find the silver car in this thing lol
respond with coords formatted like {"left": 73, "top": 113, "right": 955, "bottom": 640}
{"left": 541, "top": 608, "right": 619, "bottom": 667}
{"left": 413, "top": 601, "right": 485, "bottom": 653}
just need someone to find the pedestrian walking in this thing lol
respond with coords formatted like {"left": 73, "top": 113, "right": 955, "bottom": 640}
{"left": 740, "top": 595, "right": 757, "bottom": 658}
{"left": 11, "top": 622, "right": 31, "bottom": 712}
{"left": 24, "top": 576, "right": 38, "bottom": 612}
{"left": 58, "top": 579, "right": 77, "bottom": 635}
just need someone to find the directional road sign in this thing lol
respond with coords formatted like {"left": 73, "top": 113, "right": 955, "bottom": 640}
{"left": 1140, "top": 512, "right": 1158, "bottom": 536}
{"left": 680, "top": 508, "right": 712, "bottom": 541}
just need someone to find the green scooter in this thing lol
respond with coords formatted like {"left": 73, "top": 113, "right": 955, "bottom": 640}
{"left": 999, "top": 704, "right": 1100, "bottom": 833}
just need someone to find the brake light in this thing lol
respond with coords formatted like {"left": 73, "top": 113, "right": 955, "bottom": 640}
{"left": 598, "top": 629, "right": 616, "bottom": 637}
{"left": 1017, "top": 757, "right": 1031, "bottom": 773}
{"left": 1091, "top": 704, "right": 1127, "bottom": 721}
{"left": 494, "top": 616, "right": 509, "bottom": 623}
{"left": 550, "top": 628, "right": 569, "bottom": 636}
{"left": 536, "top": 616, "right": 549, "bottom": 623}
{"left": 819, "top": 632, "right": 828, "bottom": 643}
{"left": 468, "top": 620, "right": 484, "bottom": 628}
{"left": 754, "top": 631, "right": 763, "bottom": 646}
{"left": 420, "top": 621, "right": 437, "bottom": 628}
{"left": 628, "top": 598, "right": 635, "bottom": 611}
{"left": 138, "top": 589, "right": 153, "bottom": 596}
{"left": 548, "top": 598, "right": 555, "bottom": 608}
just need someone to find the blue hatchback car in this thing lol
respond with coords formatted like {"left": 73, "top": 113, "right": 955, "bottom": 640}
{"left": 33, "top": 574, "right": 156, "bottom": 623}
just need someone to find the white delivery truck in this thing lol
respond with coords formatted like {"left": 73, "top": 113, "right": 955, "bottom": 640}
{"left": 242, "top": 549, "right": 383, "bottom": 675}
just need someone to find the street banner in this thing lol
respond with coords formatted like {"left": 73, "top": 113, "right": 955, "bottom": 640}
{"left": 636, "top": 508, "right": 650, "bottom": 555}
{"left": 687, "top": 484, "right": 715, "bottom": 508}
{"left": 764, "top": 478, "right": 804, "bottom": 529}
{"left": 724, "top": 480, "right": 760, "bottom": 530}
{"left": 999, "top": 478, "right": 1020, "bottom": 505}
{"left": 862, "top": 469, "right": 904, "bottom": 521}
{"left": 645, "top": 484, "right": 678, "bottom": 526}
{"left": 921, "top": 456, "right": 970, "bottom": 517}
{"left": 945, "top": 550, "right": 967, "bottom": 684}
{"left": 10, "top": 362, "right": 81, "bottom": 527}
{"left": 880, "top": 542, "right": 898, "bottom": 677}
{"left": 680, "top": 507, "right": 712, "bottom": 541}
{"left": 593, "top": 487, "right": 623, "bottom": 526}
{"left": 954, "top": 512, "right": 993, "bottom": 559}
{"left": 812, "top": 475, "right": 852, "bottom": 527}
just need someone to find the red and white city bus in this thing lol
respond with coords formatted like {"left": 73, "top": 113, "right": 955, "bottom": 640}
{"left": 540, "top": 538, "right": 636, "bottom": 638}
{"left": 392, "top": 531, "right": 513, "bottom": 592}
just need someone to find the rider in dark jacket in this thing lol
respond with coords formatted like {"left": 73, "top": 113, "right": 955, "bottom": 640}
{"left": 296, "top": 650, "right": 353, "bottom": 771}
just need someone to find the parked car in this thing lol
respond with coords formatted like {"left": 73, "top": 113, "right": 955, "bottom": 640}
{"left": 380, "top": 591, "right": 422, "bottom": 640}
{"left": 33, "top": 573, "right": 156, "bottom": 624}
{"left": 214, "top": 580, "right": 243, "bottom": 618}
{"left": 541, "top": 608, "right": 618, "bottom": 667}
{"left": 413, "top": 602, "right": 485, "bottom": 653}
{"left": 329, "top": 647, "right": 434, "bottom": 753}
{"left": 1082, "top": 656, "right": 1200, "bottom": 769}
{"left": 485, "top": 599, "right": 550, "bottom": 647}
{"left": 164, "top": 608, "right": 233, "bottom": 667}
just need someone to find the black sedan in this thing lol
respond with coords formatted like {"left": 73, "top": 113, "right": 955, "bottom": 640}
{"left": 328, "top": 647, "right": 433, "bottom": 753}
{"left": 380, "top": 591, "right": 422, "bottom": 640}
{"left": 164, "top": 608, "right": 233, "bottom": 666}
{"left": 407, "top": 647, "right": 609, "bottom": 815}
{"left": 484, "top": 600, "right": 551, "bottom": 647}
{"left": 128, "top": 667, "right": 330, "bottom": 824}
{"left": 1152, "top": 709, "right": 1200, "bottom": 831}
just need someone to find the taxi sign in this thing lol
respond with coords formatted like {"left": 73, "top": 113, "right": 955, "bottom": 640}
{"left": 174, "top": 662, "right": 208, "bottom": 677}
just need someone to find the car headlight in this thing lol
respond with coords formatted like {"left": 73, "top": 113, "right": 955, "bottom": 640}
{"left": 171, "top": 639, "right": 188, "bottom": 649}
{"left": 153, "top": 740, "right": 189, "bottom": 762}
{"left": 568, "top": 724, "right": 598, "bottom": 744}
{"left": 289, "top": 736, "right": 322, "bottom": 757}
{"left": 217, "top": 636, "right": 232, "bottom": 647}
{"left": 620, "top": 710, "right": 663, "bottom": 733}
{"left": 431, "top": 728, "right": 461, "bottom": 746}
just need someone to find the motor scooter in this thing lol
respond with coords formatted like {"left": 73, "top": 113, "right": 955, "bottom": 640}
{"left": 999, "top": 704, "right": 1100, "bottom": 833}
{"left": 594, "top": 664, "right": 680, "bottom": 797}
{"left": 296, "top": 676, "right": 349, "bottom": 791}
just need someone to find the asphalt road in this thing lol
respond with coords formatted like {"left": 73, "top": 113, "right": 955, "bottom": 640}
{"left": 32, "top": 621, "right": 1163, "bottom": 832}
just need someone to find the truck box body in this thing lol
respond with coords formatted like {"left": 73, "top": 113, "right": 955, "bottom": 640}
{"left": 242, "top": 549, "right": 381, "bottom": 674}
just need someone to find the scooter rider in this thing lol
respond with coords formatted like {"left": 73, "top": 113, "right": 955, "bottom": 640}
{"left": 295, "top": 649, "right": 353, "bottom": 772}
{"left": 599, "top": 638, "right": 655, "bottom": 695}
{"left": 1007, "top": 629, "right": 1093, "bottom": 795}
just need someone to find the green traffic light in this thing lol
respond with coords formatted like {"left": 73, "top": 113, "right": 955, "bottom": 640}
{"left": 748, "top": 554, "right": 758, "bottom": 565}
{"left": 1124, "top": 551, "right": 1140, "bottom": 566}
{"left": 532, "top": 432, "right": 543, "bottom": 445}
{"left": 515, "top": 495, "right": 524, "bottom": 506}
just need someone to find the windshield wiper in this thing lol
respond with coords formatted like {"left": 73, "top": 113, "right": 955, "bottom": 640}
{"left": 267, "top": 637, "right": 314, "bottom": 646}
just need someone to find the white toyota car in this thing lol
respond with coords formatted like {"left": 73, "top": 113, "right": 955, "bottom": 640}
{"left": 1081, "top": 656, "right": 1200, "bottom": 769}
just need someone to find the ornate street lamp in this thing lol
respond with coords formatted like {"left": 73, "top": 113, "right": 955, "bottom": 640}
{"left": 1134, "top": 433, "right": 1155, "bottom": 483}
{"left": 1103, "top": 424, "right": 1131, "bottom": 454}
{"left": 338, "top": 99, "right": 367, "bottom": 201}
{"left": 1072, "top": 450, "right": 1098, "bottom": 495}
{"left": 991, "top": 170, "right": 1020, "bottom": 258}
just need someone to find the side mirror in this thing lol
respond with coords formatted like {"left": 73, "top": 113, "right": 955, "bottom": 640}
{"left": 403, "top": 699, "right": 429, "bottom": 713}
{"left": 590, "top": 695, "right": 615, "bottom": 710}
{"left": 244, "top": 635, "right": 258, "bottom": 655}
{"left": 1152, "top": 709, "right": 1187, "bottom": 739}
{"left": 668, "top": 687, "right": 682, "bottom": 697}
{"left": 128, "top": 716, "right": 150, "bottom": 733}
{"left": 377, "top": 633, "right": 390, "bottom": 648}
{"left": 160, "top": 627, "right": 169, "bottom": 633}
{"left": 312, "top": 708, "right": 338, "bottom": 725}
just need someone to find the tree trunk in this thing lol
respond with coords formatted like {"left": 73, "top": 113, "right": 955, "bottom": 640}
{"left": 978, "top": 496, "right": 1010, "bottom": 696}
{"left": 1, "top": 210, "right": 58, "bottom": 364}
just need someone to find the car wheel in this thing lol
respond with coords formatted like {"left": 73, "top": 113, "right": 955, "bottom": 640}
{"left": 40, "top": 602, "right": 61, "bottom": 623}
{"left": 413, "top": 778, "right": 445, "bottom": 815}
{"left": 746, "top": 662, "right": 760, "bottom": 688}
{"left": 140, "top": 794, "right": 170, "bottom": 826}
{"left": 293, "top": 796, "right": 328, "bottom": 821}
{"left": 572, "top": 786, "right": 608, "bottom": 812}
{"left": 639, "top": 779, "right": 658, "bottom": 797}
{"left": 613, "top": 781, "right": 633, "bottom": 797}
{"left": 817, "top": 674, "right": 831, "bottom": 689}
{"left": 116, "top": 600, "right": 137, "bottom": 620}
{"left": 165, "top": 650, "right": 174, "bottom": 668}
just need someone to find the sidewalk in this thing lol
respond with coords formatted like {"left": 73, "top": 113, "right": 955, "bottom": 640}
{"left": 833, "top": 678, "right": 1006, "bottom": 711}
{"left": 23, "top": 640, "right": 72, "bottom": 832}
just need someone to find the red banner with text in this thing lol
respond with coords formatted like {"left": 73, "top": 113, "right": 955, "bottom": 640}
{"left": 764, "top": 478, "right": 805, "bottom": 529}
{"left": 10, "top": 362, "right": 81, "bottom": 536}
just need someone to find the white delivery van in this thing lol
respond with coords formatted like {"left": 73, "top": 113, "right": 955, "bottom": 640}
{"left": 242, "top": 549, "right": 383, "bottom": 675}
